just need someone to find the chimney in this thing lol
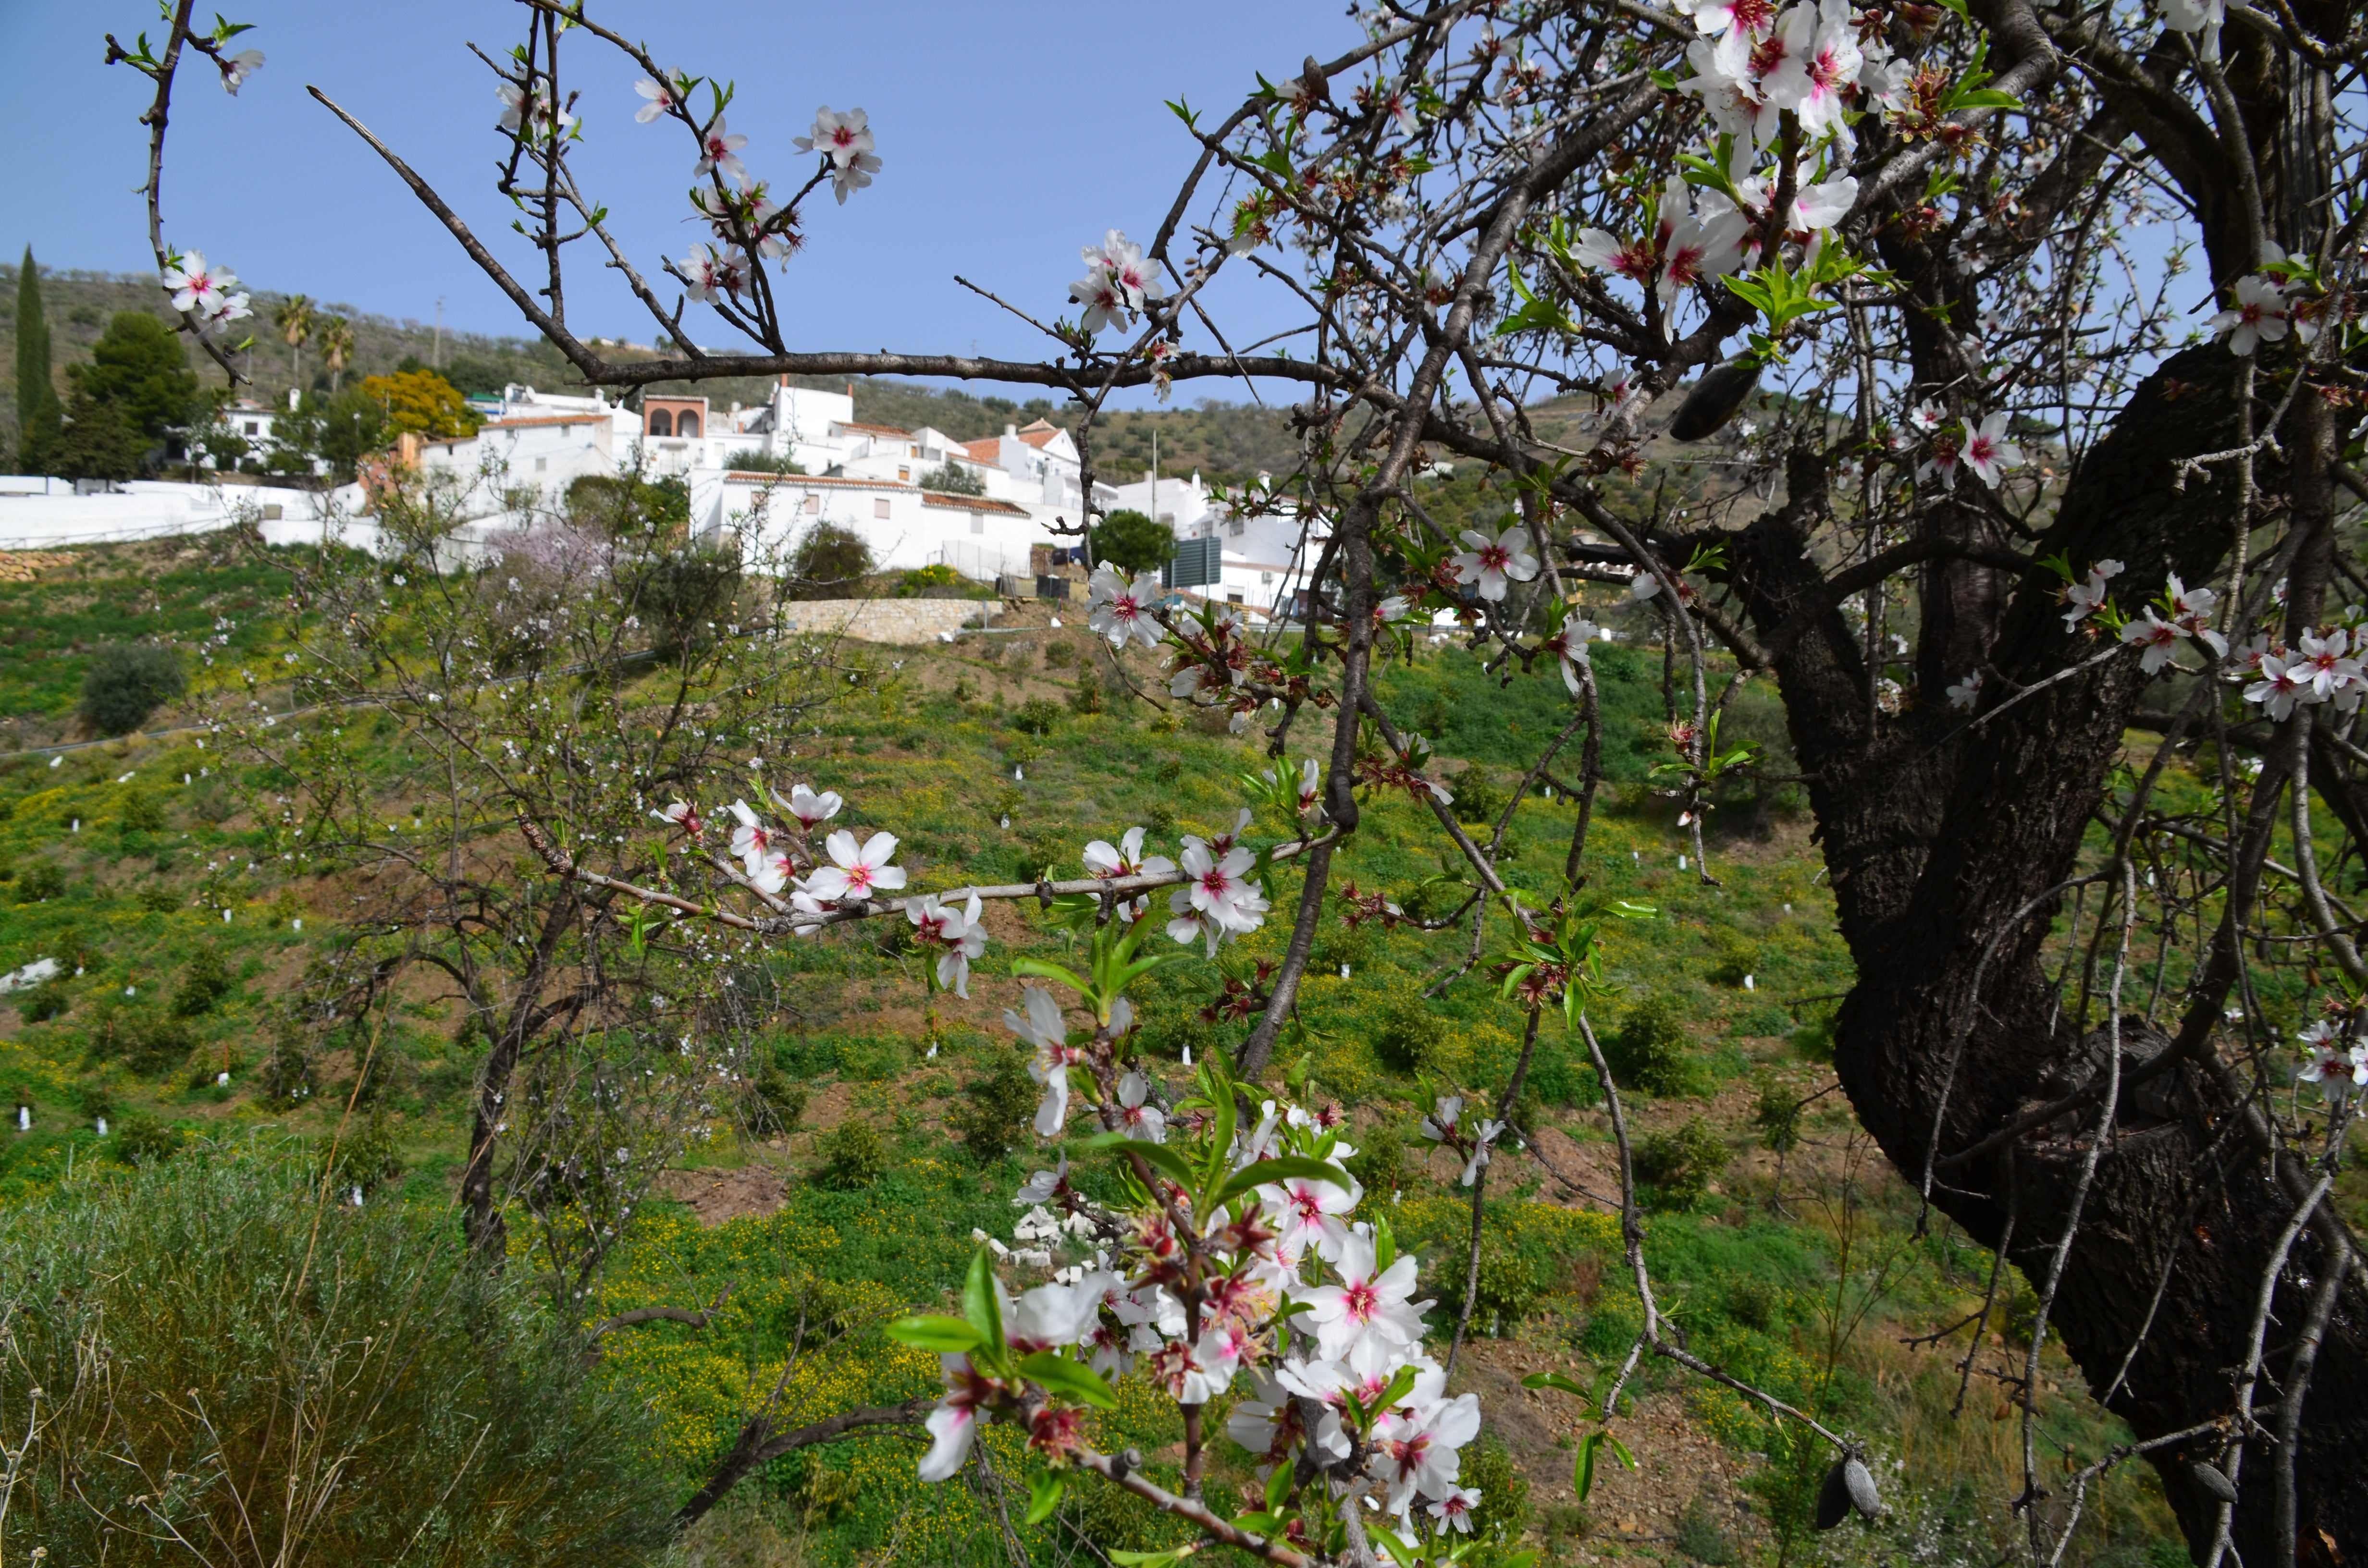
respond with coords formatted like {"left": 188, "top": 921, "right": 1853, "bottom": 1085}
{"left": 1005, "top": 423, "right": 1018, "bottom": 438}
{"left": 845, "top": 381, "right": 854, "bottom": 397}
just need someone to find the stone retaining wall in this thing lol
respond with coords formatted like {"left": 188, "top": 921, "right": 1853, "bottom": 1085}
{"left": 774, "top": 598, "right": 1000, "bottom": 644}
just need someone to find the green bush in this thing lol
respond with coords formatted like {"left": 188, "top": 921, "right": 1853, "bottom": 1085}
{"left": 1431, "top": 1233, "right": 1548, "bottom": 1334}
{"left": 722, "top": 448, "right": 803, "bottom": 475}
{"left": 1459, "top": 1438, "right": 1533, "bottom": 1545}
{"left": 746, "top": 1059, "right": 808, "bottom": 1136}
{"left": 633, "top": 545, "right": 740, "bottom": 653}
{"left": 1068, "top": 672, "right": 1104, "bottom": 714}
{"left": 1090, "top": 508, "right": 1175, "bottom": 576}
{"left": 917, "top": 461, "right": 984, "bottom": 496}
{"left": 1372, "top": 990, "right": 1450, "bottom": 1075}
{"left": 1633, "top": 1116, "right": 1730, "bottom": 1209}
{"left": 1605, "top": 993, "right": 1705, "bottom": 1095}
{"left": 119, "top": 787, "right": 170, "bottom": 833}
{"left": 1345, "top": 1119, "right": 1409, "bottom": 1197}
{"left": 16, "top": 980, "right": 69, "bottom": 1023}
{"left": 814, "top": 1117, "right": 891, "bottom": 1190}
{"left": 81, "top": 642, "right": 186, "bottom": 735}
{"left": 112, "top": 1112, "right": 181, "bottom": 1167}
{"left": 1523, "top": 1038, "right": 1601, "bottom": 1108}
{"left": 1014, "top": 698, "right": 1063, "bottom": 735}
{"left": 949, "top": 1046, "right": 1038, "bottom": 1163}
{"left": 110, "top": 1012, "right": 197, "bottom": 1077}
{"left": 0, "top": 1139, "right": 674, "bottom": 1564}
{"left": 785, "top": 522, "right": 874, "bottom": 599}
{"left": 173, "top": 946, "right": 232, "bottom": 1017}
{"left": 1451, "top": 767, "right": 1508, "bottom": 827}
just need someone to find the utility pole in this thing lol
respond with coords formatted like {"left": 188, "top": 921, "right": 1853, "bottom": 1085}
{"left": 433, "top": 296, "right": 445, "bottom": 369}
{"left": 1150, "top": 426, "right": 1159, "bottom": 528}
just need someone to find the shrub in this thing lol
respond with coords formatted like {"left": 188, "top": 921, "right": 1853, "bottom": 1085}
{"left": 917, "top": 460, "right": 984, "bottom": 495}
{"left": 120, "top": 788, "right": 169, "bottom": 833}
{"left": 320, "top": 1113, "right": 405, "bottom": 1198}
{"left": 16, "top": 981, "right": 69, "bottom": 1023}
{"left": 1459, "top": 1438, "right": 1533, "bottom": 1546}
{"left": 1633, "top": 1116, "right": 1730, "bottom": 1209}
{"left": 111, "top": 1012, "right": 198, "bottom": 1077}
{"left": 633, "top": 545, "right": 740, "bottom": 653}
{"left": 1345, "top": 1120, "right": 1409, "bottom": 1196}
{"left": 17, "top": 862, "right": 66, "bottom": 902}
{"left": 745, "top": 1059, "right": 808, "bottom": 1136}
{"left": 948, "top": 1046, "right": 1037, "bottom": 1163}
{"left": 723, "top": 448, "right": 802, "bottom": 475}
{"left": 1525, "top": 1038, "right": 1601, "bottom": 1108}
{"left": 785, "top": 522, "right": 873, "bottom": 600}
{"left": 814, "top": 1117, "right": 891, "bottom": 1189}
{"left": 137, "top": 884, "right": 181, "bottom": 913}
{"left": 81, "top": 642, "right": 186, "bottom": 735}
{"left": 173, "top": 946, "right": 232, "bottom": 1017}
{"left": 0, "top": 1140, "right": 674, "bottom": 1563}
{"left": 1372, "top": 991, "right": 1450, "bottom": 1075}
{"left": 1604, "top": 993, "right": 1705, "bottom": 1095}
{"left": 113, "top": 1112, "right": 181, "bottom": 1167}
{"left": 1432, "top": 1233, "right": 1548, "bottom": 1333}
{"left": 1452, "top": 767, "right": 1508, "bottom": 827}
{"left": 1014, "top": 698, "right": 1063, "bottom": 735}
{"left": 894, "top": 563, "right": 967, "bottom": 597}
{"left": 1068, "top": 672, "right": 1104, "bottom": 714}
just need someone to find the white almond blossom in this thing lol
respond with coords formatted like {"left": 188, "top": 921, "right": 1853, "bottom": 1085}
{"left": 1113, "top": 1071, "right": 1167, "bottom": 1142}
{"left": 2161, "top": 0, "right": 2225, "bottom": 32}
{"left": 802, "top": 829, "right": 906, "bottom": 903}
{"left": 693, "top": 115, "right": 748, "bottom": 183}
{"left": 2209, "top": 274, "right": 2291, "bottom": 355}
{"left": 162, "top": 250, "right": 251, "bottom": 325}
{"left": 1961, "top": 412, "right": 2022, "bottom": 488}
{"left": 1298, "top": 1233, "right": 1431, "bottom": 1360}
{"left": 633, "top": 74, "right": 678, "bottom": 123}
{"left": 726, "top": 798, "right": 774, "bottom": 874}
{"left": 2060, "top": 559, "right": 2123, "bottom": 630}
{"left": 907, "top": 892, "right": 986, "bottom": 996}
{"left": 1449, "top": 524, "right": 1539, "bottom": 602}
{"left": 2296, "top": 1020, "right": 2368, "bottom": 1097}
{"left": 217, "top": 48, "right": 264, "bottom": 95}
{"left": 788, "top": 783, "right": 844, "bottom": 830}
{"left": 1006, "top": 986, "right": 1078, "bottom": 1136}
{"left": 1087, "top": 564, "right": 1164, "bottom": 648}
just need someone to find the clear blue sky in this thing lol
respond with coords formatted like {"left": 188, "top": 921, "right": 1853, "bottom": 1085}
{"left": 0, "top": 1, "right": 1348, "bottom": 398}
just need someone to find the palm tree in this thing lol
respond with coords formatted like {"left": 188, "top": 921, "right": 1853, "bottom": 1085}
{"left": 318, "top": 317, "right": 354, "bottom": 392}
{"left": 272, "top": 294, "right": 314, "bottom": 389}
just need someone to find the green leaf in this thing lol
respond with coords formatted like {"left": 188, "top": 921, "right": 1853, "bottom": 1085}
{"left": 1108, "top": 1552, "right": 1186, "bottom": 1568}
{"left": 886, "top": 1314, "right": 983, "bottom": 1354}
{"left": 1373, "top": 1210, "right": 1397, "bottom": 1274}
{"left": 1025, "top": 1469, "right": 1066, "bottom": 1525}
{"left": 1265, "top": 1461, "right": 1293, "bottom": 1513}
{"left": 1649, "top": 66, "right": 1680, "bottom": 89}
{"left": 1576, "top": 1432, "right": 1603, "bottom": 1500}
{"left": 1019, "top": 1349, "right": 1119, "bottom": 1409}
{"left": 1212, "top": 1154, "right": 1354, "bottom": 1208}
{"left": 1606, "top": 1433, "right": 1638, "bottom": 1471}
{"left": 962, "top": 1248, "right": 1005, "bottom": 1351}
{"left": 1084, "top": 1134, "right": 1203, "bottom": 1192}
{"left": 1520, "top": 1370, "right": 1591, "bottom": 1398}
{"left": 1011, "top": 956, "right": 1091, "bottom": 997}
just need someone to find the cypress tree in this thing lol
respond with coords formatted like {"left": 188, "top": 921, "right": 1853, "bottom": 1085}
{"left": 14, "top": 246, "right": 61, "bottom": 473}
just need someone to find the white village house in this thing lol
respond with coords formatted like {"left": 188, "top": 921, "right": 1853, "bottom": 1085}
{"left": 0, "top": 379, "right": 1321, "bottom": 612}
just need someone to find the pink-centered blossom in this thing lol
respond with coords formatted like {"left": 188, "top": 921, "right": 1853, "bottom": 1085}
{"left": 1450, "top": 524, "right": 1539, "bottom": 602}
{"left": 1114, "top": 1071, "right": 1167, "bottom": 1143}
{"left": 162, "top": 251, "right": 251, "bottom": 325}
{"left": 693, "top": 115, "right": 747, "bottom": 184}
{"left": 907, "top": 892, "right": 986, "bottom": 996}
{"left": 2209, "top": 275, "right": 2290, "bottom": 356}
{"left": 727, "top": 799, "right": 773, "bottom": 874}
{"left": 633, "top": 75, "right": 678, "bottom": 123}
{"left": 1008, "top": 986, "right": 1079, "bottom": 1135}
{"left": 1371, "top": 1392, "right": 1484, "bottom": 1513}
{"left": 218, "top": 48, "right": 264, "bottom": 95}
{"left": 1946, "top": 671, "right": 1984, "bottom": 711}
{"left": 1298, "top": 1233, "right": 1429, "bottom": 1360}
{"left": 802, "top": 828, "right": 905, "bottom": 904}
{"left": 2245, "top": 652, "right": 2314, "bottom": 720}
{"left": 917, "top": 1353, "right": 996, "bottom": 1481}
{"left": 793, "top": 107, "right": 884, "bottom": 203}
{"left": 1088, "top": 564, "right": 1164, "bottom": 649}
{"left": 1961, "top": 412, "right": 2022, "bottom": 488}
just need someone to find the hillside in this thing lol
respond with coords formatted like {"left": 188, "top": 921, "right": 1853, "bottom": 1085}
{"left": 1, "top": 263, "right": 1784, "bottom": 496}
{"left": 0, "top": 534, "right": 2211, "bottom": 1568}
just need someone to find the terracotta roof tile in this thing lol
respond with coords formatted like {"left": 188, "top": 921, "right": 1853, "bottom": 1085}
{"left": 920, "top": 491, "right": 1028, "bottom": 515}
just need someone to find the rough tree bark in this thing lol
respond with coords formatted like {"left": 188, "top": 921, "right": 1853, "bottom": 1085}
{"left": 1714, "top": 342, "right": 2366, "bottom": 1561}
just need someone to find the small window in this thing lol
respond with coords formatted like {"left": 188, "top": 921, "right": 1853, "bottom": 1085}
{"left": 874, "top": 498, "right": 891, "bottom": 519}
{"left": 647, "top": 408, "right": 673, "bottom": 437}
{"left": 1260, "top": 572, "right": 1274, "bottom": 584}
{"left": 1228, "top": 518, "right": 1245, "bottom": 535}
{"left": 1226, "top": 592, "right": 1244, "bottom": 604}
{"left": 971, "top": 514, "right": 985, "bottom": 534}
{"left": 535, "top": 456, "right": 548, "bottom": 471}
{"left": 804, "top": 494, "right": 821, "bottom": 514}
{"left": 898, "top": 466, "right": 910, "bottom": 482}
{"left": 1159, "top": 512, "right": 1174, "bottom": 524}
{"left": 243, "top": 420, "right": 259, "bottom": 436}
{"left": 909, "top": 444, "right": 919, "bottom": 457}
{"left": 677, "top": 411, "right": 701, "bottom": 437}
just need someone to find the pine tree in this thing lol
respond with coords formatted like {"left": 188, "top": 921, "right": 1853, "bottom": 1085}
{"left": 13, "top": 246, "right": 61, "bottom": 473}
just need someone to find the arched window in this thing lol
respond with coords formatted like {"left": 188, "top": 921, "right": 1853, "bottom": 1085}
{"left": 677, "top": 411, "right": 701, "bottom": 438}
{"left": 647, "top": 408, "right": 672, "bottom": 437}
